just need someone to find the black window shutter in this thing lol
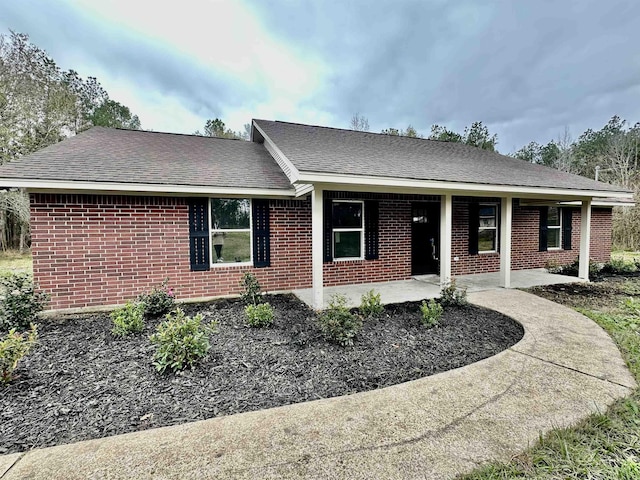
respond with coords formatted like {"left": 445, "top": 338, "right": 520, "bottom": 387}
{"left": 539, "top": 207, "right": 548, "bottom": 252}
{"left": 323, "top": 199, "right": 333, "bottom": 262}
{"left": 188, "top": 198, "right": 210, "bottom": 271}
{"left": 252, "top": 199, "right": 270, "bottom": 267}
{"left": 562, "top": 208, "right": 573, "bottom": 250}
{"left": 468, "top": 202, "right": 479, "bottom": 255}
{"left": 364, "top": 200, "right": 379, "bottom": 260}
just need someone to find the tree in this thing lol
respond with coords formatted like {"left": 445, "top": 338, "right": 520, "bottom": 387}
{"left": 195, "top": 118, "right": 243, "bottom": 139}
{"left": 381, "top": 125, "right": 421, "bottom": 137}
{"left": 350, "top": 113, "right": 370, "bottom": 132}
{"left": 90, "top": 100, "right": 141, "bottom": 129}
{"left": 428, "top": 121, "right": 497, "bottom": 151}
{"left": 429, "top": 125, "right": 463, "bottom": 143}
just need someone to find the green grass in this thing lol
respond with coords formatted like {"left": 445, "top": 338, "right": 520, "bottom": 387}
{"left": 460, "top": 278, "right": 640, "bottom": 480}
{"left": 0, "top": 249, "right": 32, "bottom": 276}
{"left": 612, "top": 250, "right": 640, "bottom": 263}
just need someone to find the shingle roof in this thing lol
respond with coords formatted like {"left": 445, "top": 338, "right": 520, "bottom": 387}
{"left": 0, "top": 127, "right": 293, "bottom": 191}
{"left": 253, "top": 120, "right": 628, "bottom": 194}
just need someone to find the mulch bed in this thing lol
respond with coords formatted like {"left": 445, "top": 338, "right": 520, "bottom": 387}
{"left": 1, "top": 294, "right": 523, "bottom": 454}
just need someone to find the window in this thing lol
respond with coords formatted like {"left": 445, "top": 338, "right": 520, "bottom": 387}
{"left": 332, "top": 200, "right": 364, "bottom": 259}
{"left": 478, "top": 204, "right": 498, "bottom": 253}
{"left": 547, "top": 206, "right": 561, "bottom": 249}
{"left": 210, "top": 199, "right": 251, "bottom": 264}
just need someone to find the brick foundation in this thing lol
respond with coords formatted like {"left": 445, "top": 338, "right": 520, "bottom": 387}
{"left": 31, "top": 193, "right": 613, "bottom": 310}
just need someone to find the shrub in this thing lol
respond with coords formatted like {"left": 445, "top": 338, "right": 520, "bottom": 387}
{"left": 1, "top": 324, "right": 38, "bottom": 385}
{"left": 0, "top": 273, "right": 49, "bottom": 333}
{"left": 138, "top": 278, "right": 175, "bottom": 317}
{"left": 239, "top": 272, "right": 262, "bottom": 305}
{"left": 604, "top": 258, "right": 637, "bottom": 274}
{"left": 317, "top": 294, "right": 362, "bottom": 347}
{"left": 150, "top": 308, "right": 217, "bottom": 373}
{"left": 545, "top": 259, "right": 563, "bottom": 274}
{"left": 420, "top": 299, "right": 443, "bottom": 328}
{"left": 245, "top": 302, "right": 275, "bottom": 327}
{"left": 359, "top": 289, "right": 384, "bottom": 318}
{"left": 111, "top": 301, "right": 145, "bottom": 337}
{"left": 560, "top": 258, "right": 604, "bottom": 278}
{"left": 439, "top": 279, "right": 467, "bottom": 307}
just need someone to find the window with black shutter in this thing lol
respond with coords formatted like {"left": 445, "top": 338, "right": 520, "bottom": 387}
{"left": 323, "top": 198, "right": 379, "bottom": 262}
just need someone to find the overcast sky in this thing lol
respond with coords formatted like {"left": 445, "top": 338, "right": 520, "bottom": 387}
{"left": 2, "top": 0, "right": 639, "bottom": 152}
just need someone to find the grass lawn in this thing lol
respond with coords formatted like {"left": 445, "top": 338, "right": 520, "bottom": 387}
{"left": 612, "top": 250, "right": 640, "bottom": 263}
{"left": 0, "top": 249, "right": 32, "bottom": 276}
{"left": 461, "top": 277, "right": 640, "bottom": 479}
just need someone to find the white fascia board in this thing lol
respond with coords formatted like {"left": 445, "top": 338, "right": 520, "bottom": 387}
{"left": 251, "top": 121, "right": 300, "bottom": 183}
{"left": 520, "top": 199, "right": 636, "bottom": 208}
{"left": 295, "top": 171, "right": 633, "bottom": 200}
{"left": 0, "top": 178, "right": 296, "bottom": 198}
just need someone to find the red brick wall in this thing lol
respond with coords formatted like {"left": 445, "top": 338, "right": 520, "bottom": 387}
{"left": 31, "top": 194, "right": 313, "bottom": 310}
{"left": 31, "top": 193, "right": 613, "bottom": 310}
{"left": 451, "top": 199, "right": 612, "bottom": 275}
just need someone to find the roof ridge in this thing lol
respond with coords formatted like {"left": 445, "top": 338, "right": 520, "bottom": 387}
{"left": 93, "top": 126, "right": 247, "bottom": 142}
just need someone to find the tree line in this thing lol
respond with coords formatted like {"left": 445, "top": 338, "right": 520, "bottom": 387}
{"left": 353, "top": 113, "right": 640, "bottom": 250}
{"left": 0, "top": 31, "right": 141, "bottom": 251}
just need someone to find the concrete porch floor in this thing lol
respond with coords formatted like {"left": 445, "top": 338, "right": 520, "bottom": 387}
{"left": 293, "top": 268, "right": 585, "bottom": 309}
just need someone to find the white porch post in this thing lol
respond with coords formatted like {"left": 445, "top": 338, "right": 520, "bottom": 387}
{"left": 311, "top": 186, "right": 324, "bottom": 309}
{"left": 499, "top": 196, "right": 513, "bottom": 288}
{"left": 578, "top": 199, "right": 592, "bottom": 280}
{"left": 440, "top": 193, "right": 452, "bottom": 287}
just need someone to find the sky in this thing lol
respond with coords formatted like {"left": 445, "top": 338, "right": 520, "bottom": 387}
{"left": 2, "top": 0, "right": 640, "bottom": 153}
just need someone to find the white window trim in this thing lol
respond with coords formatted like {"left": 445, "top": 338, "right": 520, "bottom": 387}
{"left": 547, "top": 207, "right": 562, "bottom": 251}
{"left": 332, "top": 199, "right": 365, "bottom": 261}
{"left": 209, "top": 198, "right": 253, "bottom": 267}
{"left": 478, "top": 203, "right": 498, "bottom": 254}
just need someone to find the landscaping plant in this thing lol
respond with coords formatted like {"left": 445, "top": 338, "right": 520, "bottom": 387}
{"left": 0, "top": 272, "right": 49, "bottom": 333}
{"left": 138, "top": 278, "right": 175, "bottom": 317}
{"left": 420, "top": 299, "right": 443, "bottom": 328}
{"left": 150, "top": 308, "right": 217, "bottom": 373}
{"left": 111, "top": 301, "right": 145, "bottom": 337}
{"left": 359, "top": 289, "right": 384, "bottom": 318}
{"left": 439, "top": 279, "right": 467, "bottom": 308}
{"left": 245, "top": 302, "right": 275, "bottom": 327}
{"left": 0, "top": 323, "right": 37, "bottom": 385}
{"left": 239, "top": 272, "right": 262, "bottom": 305}
{"left": 317, "top": 294, "right": 363, "bottom": 347}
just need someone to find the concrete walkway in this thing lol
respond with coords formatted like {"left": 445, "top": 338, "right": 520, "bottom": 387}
{"left": 1, "top": 290, "right": 635, "bottom": 480}
{"left": 294, "top": 268, "right": 583, "bottom": 309}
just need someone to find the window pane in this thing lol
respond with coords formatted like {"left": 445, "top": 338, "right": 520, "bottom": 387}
{"left": 548, "top": 228, "right": 560, "bottom": 248}
{"left": 479, "top": 216, "right": 496, "bottom": 228}
{"left": 548, "top": 207, "right": 560, "bottom": 226}
{"left": 479, "top": 205, "right": 496, "bottom": 217}
{"left": 211, "top": 199, "right": 250, "bottom": 229}
{"left": 212, "top": 231, "right": 251, "bottom": 263}
{"left": 334, "top": 231, "right": 362, "bottom": 258}
{"left": 332, "top": 202, "right": 362, "bottom": 228}
{"left": 478, "top": 230, "right": 496, "bottom": 252}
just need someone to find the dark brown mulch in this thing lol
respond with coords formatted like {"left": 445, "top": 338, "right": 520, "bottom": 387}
{"left": 1, "top": 294, "right": 523, "bottom": 454}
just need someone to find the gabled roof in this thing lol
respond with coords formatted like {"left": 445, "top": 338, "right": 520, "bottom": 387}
{"left": 252, "top": 120, "right": 629, "bottom": 195}
{"left": 0, "top": 127, "right": 294, "bottom": 194}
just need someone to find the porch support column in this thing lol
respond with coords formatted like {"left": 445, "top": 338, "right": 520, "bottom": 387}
{"left": 440, "top": 193, "right": 452, "bottom": 287}
{"left": 499, "top": 196, "right": 513, "bottom": 288}
{"left": 578, "top": 199, "right": 592, "bottom": 281}
{"left": 311, "top": 186, "right": 324, "bottom": 309}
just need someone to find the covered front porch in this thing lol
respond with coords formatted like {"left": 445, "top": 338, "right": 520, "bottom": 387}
{"left": 294, "top": 268, "right": 585, "bottom": 309}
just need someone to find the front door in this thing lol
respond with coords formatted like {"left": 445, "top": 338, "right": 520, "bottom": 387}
{"left": 411, "top": 202, "right": 440, "bottom": 275}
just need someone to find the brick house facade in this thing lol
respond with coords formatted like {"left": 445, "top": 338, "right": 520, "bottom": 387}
{"left": 31, "top": 192, "right": 612, "bottom": 310}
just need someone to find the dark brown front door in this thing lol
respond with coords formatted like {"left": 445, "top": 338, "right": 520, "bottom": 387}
{"left": 411, "top": 202, "right": 440, "bottom": 275}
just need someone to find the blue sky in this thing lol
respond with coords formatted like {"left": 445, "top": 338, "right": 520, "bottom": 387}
{"left": 2, "top": 0, "right": 639, "bottom": 152}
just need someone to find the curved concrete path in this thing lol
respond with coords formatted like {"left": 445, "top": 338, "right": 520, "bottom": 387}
{"left": 1, "top": 290, "right": 636, "bottom": 480}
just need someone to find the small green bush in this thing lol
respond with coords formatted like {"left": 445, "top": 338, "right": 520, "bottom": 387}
{"left": 239, "top": 272, "right": 262, "bottom": 305}
{"left": 1, "top": 324, "right": 38, "bottom": 385}
{"left": 560, "top": 258, "right": 604, "bottom": 278}
{"left": 420, "top": 299, "right": 443, "bottom": 328}
{"left": 245, "top": 302, "right": 275, "bottom": 327}
{"left": 138, "top": 278, "right": 175, "bottom": 317}
{"left": 0, "top": 273, "right": 49, "bottom": 333}
{"left": 317, "top": 294, "right": 363, "bottom": 347}
{"left": 605, "top": 258, "right": 638, "bottom": 274}
{"left": 439, "top": 279, "right": 467, "bottom": 307}
{"left": 359, "top": 289, "right": 384, "bottom": 318}
{"left": 150, "top": 308, "right": 217, "bottom": 373}
{"left": 111, "top": 301, "right": 145, "bottom": 337}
